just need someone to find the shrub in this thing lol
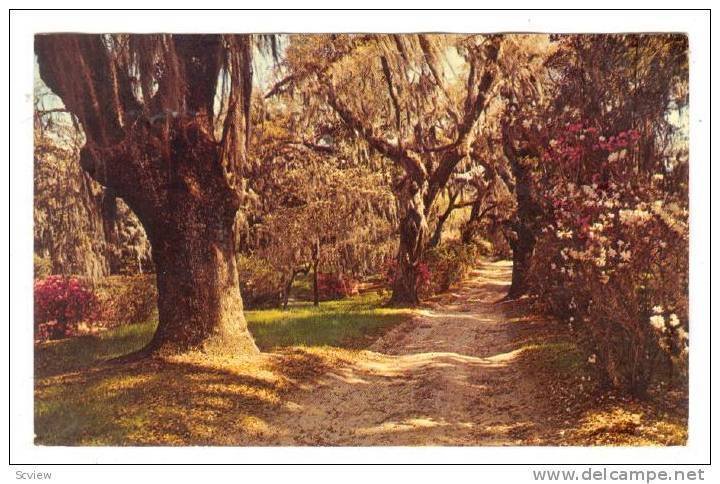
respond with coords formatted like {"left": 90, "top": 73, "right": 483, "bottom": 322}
{"left": 94, "top": 275, "right": 157, "bottom": 329}
{"left": 237, "top": 255, "right": 284, "bottom": 309}
{"left": 316, "top": 272, "right": 360, "bottom": 300}
{"left": 34, "top": 275, "right": 97, "bottom": 341}
{"left": 424, "top": 241, "right": 479, "bottom": 293}
{"left": 382, "top": 259, "right": 433, "bottom": 297}
{"left": 529, "top": 123, "right": 689, "bottom": 396}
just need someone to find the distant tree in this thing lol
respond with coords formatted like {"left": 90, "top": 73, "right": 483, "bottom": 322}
{"left": 34, "top": 107, "right": 110, "bottom": 279}
{"left": 240, "top": 106, "right": 396, "bottom": 307}
{"left": 275, "top": 34, "right": 501, "bottom": 304}
{"left": 34, "top": 90, "right": 152, "bottom": 278}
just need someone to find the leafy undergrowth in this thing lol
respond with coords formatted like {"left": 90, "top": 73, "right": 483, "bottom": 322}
{"left": 35, "top": 292, "right": 412, "bottom": 445}
{"left": 494, "top": 297, "right": 688, "bottom": 447}
{"left": 515, "top": 337, "right": 688, "bottom": 446}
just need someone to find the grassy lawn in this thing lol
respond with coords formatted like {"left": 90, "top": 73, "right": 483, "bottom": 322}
{"left": 35, "top": 292, "right": 409, "bottom": 378}
{"left": 247, "top": 292, "right": 410, "bottom": 351}
{"left": 34, "top": 291, "right": 413, "bottom": 445}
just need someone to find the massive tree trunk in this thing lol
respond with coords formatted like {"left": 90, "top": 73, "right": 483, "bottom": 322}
{"left": 150, "top": 223, "right": 256, "bottom": 355}
{"left": 389, "top": 180, "right": 429, "bottom": 306}
{"left": 35, "top": 33, "right": 259, "bottom": 357}
{"left": 141, "top": 180, "right": 257, "bottom": 354}
{"left": 107, "top": 120, "right": 259, "bottom": 356}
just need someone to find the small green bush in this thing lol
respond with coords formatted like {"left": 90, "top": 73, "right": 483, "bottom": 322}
{"left": 424, "top": 240, "right": 479, "bottom": 293}
{"left": 237, "top": 255, "right": 284, "bottom": 309}
{"left": 94, "top": 275, "right": 157, "bottom": 329}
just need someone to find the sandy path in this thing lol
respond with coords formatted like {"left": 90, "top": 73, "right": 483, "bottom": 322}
{"left": 262, "top": 260, "right": 559, "bottom": 445}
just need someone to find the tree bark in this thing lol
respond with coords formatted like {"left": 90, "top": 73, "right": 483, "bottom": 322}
{"left": 312, "top": 238, "right": 320, "bottom": 307}
{"left": 501, "top": 127, "right": 539, "bottom": 300}
{"left": 429, "top": 190, "right": 459, "bottom": 248}
{"left": 389, "top": 180, "right": 429, "bottom": 306}
{"left": 148, "top": 221, "right": 257, "bottom": 355}
{"left": 320, "top": 36, "right": 500, "bottom": 305}
{"left": 35, "top": 34, "right": 260, "bottom": 358}
{"left": 506, "top": 222, "right": 535, "bottom": 300}
{"left": 461, "top": 196, "right": 483, "bottom": 244}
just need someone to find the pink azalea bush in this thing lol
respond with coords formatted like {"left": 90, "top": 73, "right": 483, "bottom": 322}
{"left": 317, "top": 272, "right": 360, "bottom": 300}
{"left": 530, "top": 121, "right": 688, "bottom": 395}
{"left": 34, "top": 275, "right": 97, "bottom": 341}
{"left": 383, "top": 259, "right": 433, "bottom": 298}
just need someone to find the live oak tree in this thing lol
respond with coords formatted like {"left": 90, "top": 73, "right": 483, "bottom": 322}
{"left": 35, "top": 34, "right": 260, "bottom": 356}
{"left": 276, "top": 34, "right": 502, "bottom": 305}
{"left": 473, "top": 35, "right": 557, "bottom": 299}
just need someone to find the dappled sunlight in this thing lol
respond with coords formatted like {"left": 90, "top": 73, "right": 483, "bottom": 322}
{"left": 355, "top": 417, "right": 472, "bottom": 436}
{"left": 36, "top": 352, "right": 300, "bottom": 445}
{"left": 241, "top": 261, "right": 573, "bottom": 445}
{"left": 35, "top": 259, "right": 687, "bottom": 446}
{"left": 564, "top": 405, "right": 687, "bottom": 446}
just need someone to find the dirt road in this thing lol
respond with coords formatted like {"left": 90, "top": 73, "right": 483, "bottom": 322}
{"left": 262, "top": 260, "right": 562, "bottom": 445}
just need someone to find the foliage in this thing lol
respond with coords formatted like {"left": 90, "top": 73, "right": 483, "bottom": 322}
{"left": 93, "top": 275, "right": 157, "bottom": 329}
{"left": 34, "top": 275, "right": 97, "bottom": 341}
{"left": 276, "top": 34, "right": 503, "bottom": 303}
{"left": 33, "top": 103, "right": 109, "bottom": 280}
{"left": 236, "top": 255, "right": 285, "bottom": 308}
{"left": 530, "top": 123, "right": 688, "bottom": 396}
{"left": 34, "top": 273, "right": 156, "bottom": 342}
{"left": 240, "top": 104, "right": 397, "bottom": 286}
{"left": 424, "top": 240, "right": 480, "bottom": 293}
{"left": 33, "top": 85, "right": 152, "bottom": 279}
{"left": 316, "top": 272, "right": 360, "bottom": 300}
{"left": 383, "top": 259, "right": 432, "bottom": 296}
{"left": 380, "top": 240, "right": 480, "bottom": 297}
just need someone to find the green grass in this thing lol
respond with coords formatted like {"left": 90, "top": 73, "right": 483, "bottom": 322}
{"left": 35, "top": 291, "right": 410, "bottom": 378}
{"left": 35, "top": 318, "right": 158, "bottom": 378}
{"left": 246, "top": 291, "right": 410, "bottom": 351}
{"left": 519, "top": 341, "right": 587, "bottom": 375}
